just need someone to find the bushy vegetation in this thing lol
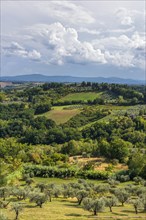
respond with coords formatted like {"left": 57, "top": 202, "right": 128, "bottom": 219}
{"left": 0, "top": 81, "right": 146, "bottom": 219}
{"left": 0, "top": 178, "right": 146, "bottom": 219}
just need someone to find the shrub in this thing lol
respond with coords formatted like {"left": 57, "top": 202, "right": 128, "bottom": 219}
{"left": 24, "top": 165, "right": 110, "bottom": 180}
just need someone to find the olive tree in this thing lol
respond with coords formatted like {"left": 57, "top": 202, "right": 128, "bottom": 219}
{"left": 139, "top": 192, "right": 146, "bottom": 212}
{"left": 114, "top": 189, "right": 129, "bottom": 206}
{"left": 29, "top": 192, "right": 48, "bottom": 208}
{"left": 62, "top": 184, "right": 74, "bottom": 199}
{"left": 105, "top": 195, "right": 118, "bottom": 212}
{"left": 0, "top": 187, "right": 10, "bottom": 201}
{"left": 0, "top": 200, "right": 11, "bottom": 209}
{"left": 0, "top": 213, "right": 9, "bottom": 220}
{"left": 36, "top": 183, "right": 47, "bottom": 193}
{"left": 11, "top": 187, "right": 29, "bottom": 201}
{"left": 83, "top": 197, "right": 105, "bottom": 216}
{"left": 76, "top": 190, "right": 89, "bottom": 205}
{"left": 45, "top": 183, "right": 55, "bottom": 202}
{"left": 11, "top": 203, "right": 23, "bottom": 220}
{"left": 130, "top": 198, "right": 143, "bottom": 214}
{"left": 52, "top": 187, "right": 61, "bottom": 199}
{"left": 94, "top": 184, "right": 110, "bottom": 196}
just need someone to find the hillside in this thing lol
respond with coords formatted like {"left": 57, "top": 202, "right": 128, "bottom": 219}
{"left": 0, "top": 82, "right": 146, "bottom": 220}
{"left": 37, "top": 106, "right": 81, "bottom": 124}
{"left": 1, "top": 74, "right": 145, "bottom": 85}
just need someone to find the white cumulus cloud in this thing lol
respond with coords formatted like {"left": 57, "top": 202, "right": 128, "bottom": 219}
{"left": 3, "top": 41, "right": 41, "bottom": 61}
{"left": 1, "top": 0, "right": 145, "bottom": 74}
{"left": 25, "top": 22, "right": 106, "bottom": 65}
{"left": 27, "top": 50, "right": 41, "bottom": 60}
{"left": 42, "top": 1, "right": 95, "bottom": 25}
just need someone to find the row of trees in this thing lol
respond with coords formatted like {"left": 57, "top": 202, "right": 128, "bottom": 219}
{"left": 1, "top": 82, "right": 145, "bottom": 105}
{"left": 0, "top": 179, "right": 146, "bottom": 219}
{"left": 1, "top": 108, "right": 145, "bottom": 149}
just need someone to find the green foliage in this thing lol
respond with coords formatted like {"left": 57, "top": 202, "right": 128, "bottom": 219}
{"left": 114, "top": 189, "right": 130, "bottom": 206}
{"left": 110, "top": 138, "right": 130, "bottom": 162}
{"left": 11, "top": 203, "right": 23, "bottom": 220}
{"left": 83, "top": 197, "right": 105, "bottom": 215}
{"left": 24, "top": 165, "right": 110, "bottom": 180}
{"left": 129, "top": 198, "right": 144, "bottom": 214}
{"left": 0, "top": 213, "right": 9, "bottom": 220}
{"left": 105, "top": 195, "right": 118, "bottom": 212}
{"left": 64, "top": 107, "right": 110, "bottom": 128}
{"left": 29, "top": 192, "right": 48, "bottom": 208}
{"left": 76, "top": 190, "right": 89, "bottom": 205}
{"left": 24, "top": 165, "right": 77, "bottom": 178}
{"left": 59, "top": 92, "right": 101, "bottom": 102}
{"left": 128, "top": 152, "right": 146, "bottom": 179}
{"left": 34, "top": 103, "right": 51, "bottom": 114}
{"left": 82, "top": 115, "right": 146, "bottom": 162}
{"left": 0, "top": 160, "right": 8, "bottom": 186}
{"left": 0, "top": 81, "right": 146, "bottom": 188}
{"left": 0, "top": 176, "right": 146, "bottom": 219}
{"left": 0, "top": 138, "right": 30, "bottom": 161}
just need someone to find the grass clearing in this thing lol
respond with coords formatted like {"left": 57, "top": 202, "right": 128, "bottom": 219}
{"left": 2, "top": 178, "right": 145, "bottom": 220}
{"left": 79, "top": 105, "right": 146, "bottom": 130}
{"left": 69, "top": 156, "right": 128, "bottom": 172}
{"left": 2, "top": 197, "right": 146, "bottom": 220}
{"left": 36, "top": 106, "right": 81, "bottom": 124}
{"left": 59, "top": 92, "right": 103, "bottom": 102}
{"left": 32, "top": 177, "right": 133, "bottom": 188}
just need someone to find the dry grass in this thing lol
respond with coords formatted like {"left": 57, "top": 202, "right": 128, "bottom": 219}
{"left": 37, "top": 106, "right": 81, "bottom": 124}
{"left": 1, "top": 177, "right": 145, "bottom": 220}
{"left": 69, "top": 156, "right": 128, "bottom": 172}
{"left": 59, "top": 92, "right": 103, "bottom": 102}
{"left": 2, "top": 198, "right": 146, "bottom": 220}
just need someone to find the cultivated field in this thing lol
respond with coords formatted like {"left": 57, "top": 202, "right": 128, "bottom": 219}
{"left": 2, "top": 178, "right": 146, "bottom": 220}
{"left": 37, "top": 106, "right": 81, "bottom": 124}
{"left": 59, "top": 92, "right": 103, "bottom": 102}
{"left": 2, "top": 199, "right": 146, "bottom": 220}
{"left": 79, "top": 104, "right": 146, "bottom": 130}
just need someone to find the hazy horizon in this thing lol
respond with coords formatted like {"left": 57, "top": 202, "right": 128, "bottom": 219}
{"left": 1, "top": 0, "right": 145, "bottom": 80}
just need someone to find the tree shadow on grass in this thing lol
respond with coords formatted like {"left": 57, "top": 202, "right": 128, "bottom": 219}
{"left": 65, "top": 213, "right": 82, "bottom": 217}
{"left": 63, "top": 203, "right": 82, "bottom": 209}
{"left": 25, "top": 204, "right": 37, "bottom": 208}
{"left": 121, "top": 209, "right": 135, "bottom": 214}
{"left": 112, "top": 212, "right": 128, "bottom": 216}
{"left": 60, "top": 199, "right": 67, "bottom": 202}
{"left": 69, "top": 200, "right": 78, "bottom": 204}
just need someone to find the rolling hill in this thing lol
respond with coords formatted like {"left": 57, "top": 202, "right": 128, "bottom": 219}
{"left": 1, "top": 74, "right": 145, "bottom": 85}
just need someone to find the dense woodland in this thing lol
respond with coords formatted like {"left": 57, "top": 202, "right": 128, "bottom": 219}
{"left": 0, "top": 82, "right": 146, "bottom": 219}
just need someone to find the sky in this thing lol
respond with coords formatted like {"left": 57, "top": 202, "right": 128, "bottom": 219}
{"left": 1, "top": 0, "right": 146, "bottom": 80}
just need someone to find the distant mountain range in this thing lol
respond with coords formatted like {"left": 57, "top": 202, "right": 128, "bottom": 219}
{"left": 0, "top": 74, "right": 145, "bottom": 85}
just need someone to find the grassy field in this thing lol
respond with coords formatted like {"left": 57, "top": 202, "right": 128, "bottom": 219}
{"left": 2, "top": 196, "right": 146, "bottom": 220}
{"left": 32, "top": 177, "right": 134, "bottom": 189}
{"left": 1, "top": 178, "right": 145, "bottom": 220}
{"left": 36, "top": 106, "right": 81, "bottom": 124}
{"left": 79, "top": 105, "right": 129, "bottom": 130}
{"left": 79, "top": 105, "right": 146, "bottom": 130}
{"left": 33, "top": 177, "right": 104, "bottom": 185}
{"left": 59, "top": 92, "right": 103, "bottom": 102}
{"left": 36, "top": 104, "right": 146, "bottom": 127}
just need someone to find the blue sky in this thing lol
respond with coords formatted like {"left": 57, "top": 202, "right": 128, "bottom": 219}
{"left": 1, "top": 0, "right": 145, "bottom": 80}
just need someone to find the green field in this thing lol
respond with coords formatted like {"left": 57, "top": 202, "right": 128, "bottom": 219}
{"left": 79, "top": 104, "right": 146, "bottom": 130}
{"left": 1, "top": 83, "right": 146, "bottom": 220}
{"left": 36, "top": 104, "right": 146, "bottom": 127}
{"left": 59, "top": 92, "right": 103, "bottom": 102}
{"left": 2, "top": 178, "right": 146, "bottom": 220}
{"left": 2, "top": 177, "right": 146, "bottom": 220}
{"left": 3, "top": 199, "right": 146, "bottom": 220}
{"left": 33, "top": 177, "right": 104, "bottom": 185}
{"left": 36, "top": 106, "right": 81, "bottom": 124}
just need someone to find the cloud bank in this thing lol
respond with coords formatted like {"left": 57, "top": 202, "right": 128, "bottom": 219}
{"left": 1, "top": 0, "right": 145, "bottom": 79}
